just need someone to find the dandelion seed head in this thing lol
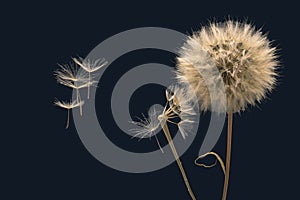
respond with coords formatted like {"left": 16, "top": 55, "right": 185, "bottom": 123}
{"left": 131, "top": 106, "right": 163, "bottom": 139}
{"left": 165, "top": 84, "right": 197, "bottom": 139}
{"left": 130, "top": 85, "right": 198, "bottom": 141}
{"left": 166, "top": 84, "right": 197, "bottom": 116}
{"left": 176, "top": 20, "right": 279, "bottom": 113}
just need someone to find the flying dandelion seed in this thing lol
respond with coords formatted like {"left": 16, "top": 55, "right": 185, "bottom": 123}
{"left": 176, "top": 20, "right": 279, "bottom": 200}
{"left": 55, "top": 62, "right": 93, "bottom": 116}
{"left": 73, "top": 57, "right": 107, "bottom": 99}
{"left": 54, "top": 63, "right": 88, "bottom": 82}
{"left": 54, "top": 99, "right": 84, "bottom": 129}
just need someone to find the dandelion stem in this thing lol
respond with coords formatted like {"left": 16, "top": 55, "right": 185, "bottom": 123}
{"left": 161, "top": 122, "right": 197, "bottom": 200}
{"left": 66, "top": 109, "right": 70, "bottom": 129}
{"left": 76, "top": 88, "right": 83, "bottom": 116}
{"left": 88, "top": 72, "right": 91, "bottom": 99}
{"left": 222, "top": 111, "right": 233, "bottom": 200}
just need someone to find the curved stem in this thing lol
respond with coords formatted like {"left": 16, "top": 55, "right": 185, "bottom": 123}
{"left": 161, "top": 122, "right": 197, "bottom": 200}
{"left": 194, "top": 151, "right": 226, "bottom": 175}
{"left": 222, "top": 111, "right": 233, "bottom": 200}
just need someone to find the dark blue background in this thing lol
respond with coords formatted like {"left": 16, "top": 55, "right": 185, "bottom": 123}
{"left": 2, "top": 1, "right": 299, "bottom": 199}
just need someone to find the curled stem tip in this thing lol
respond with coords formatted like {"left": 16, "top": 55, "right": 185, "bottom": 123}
{"left": 194, "top": 151, "right": 226, "bottom": 175}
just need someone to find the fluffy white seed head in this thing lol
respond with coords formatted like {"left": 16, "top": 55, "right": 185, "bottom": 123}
{"left": 166, "top": 84, "right": 197, "bottom": 117}
{"left": 176, "top": 20, "right": 279, "bottom": 113}
{"left": 131, "top": 107, "right": 163, "bottom": 139}
{"left": 131, "top": 84, "right": 197, "bottom": 140}
{"left": 164, "top": 84, "right": 197, "bottom": 139}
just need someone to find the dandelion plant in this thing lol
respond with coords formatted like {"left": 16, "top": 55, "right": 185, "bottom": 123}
{"left": 73, "top": 57, "right": 107, "bottom": 99}
{"left": 132, "top": 84, "right": 198, "bottom": 200}
{"left": 176, "top": 20, "right": 279, "bottom": 200}
{"left": 54, "top": 99, "right": 84, "bottom": 128}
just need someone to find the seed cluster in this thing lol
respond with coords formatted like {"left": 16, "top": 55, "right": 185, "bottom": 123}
{"left": 177, "top": 21, "right": 278, "bottom": 113}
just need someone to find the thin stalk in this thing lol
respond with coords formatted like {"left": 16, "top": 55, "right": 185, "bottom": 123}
{"left": 76, "top": 88, "right": 83, "bottom": 116}
{"left": 222, "top": 111, "right": 233, "bottom": 200}
{"left": 87, "top": 72, "right": 91, "bottom": 99}
{"left": 66, "top": 109, "right": 70, "bottom": 129}
{"left": 161, "top": 122, "right": 197, "bottom": 200}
